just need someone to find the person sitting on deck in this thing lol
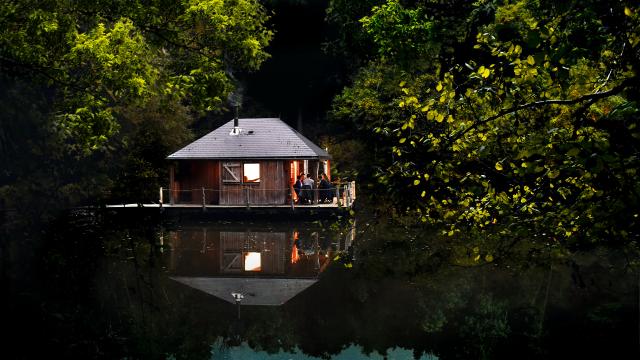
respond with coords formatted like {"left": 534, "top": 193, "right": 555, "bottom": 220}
{"left": 293, "top": 175, "right": 302, "bottom": 202}
{"left": 304, "top": 173, "right": 315, "bottom": 188}
{"left": 318, "top": 173, "right": 333, "bottom": 203}
{"left": 301, "top": 174, "right": 314, "bottom": 204}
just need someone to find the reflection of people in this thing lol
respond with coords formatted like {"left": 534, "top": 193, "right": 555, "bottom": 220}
{"left": 318, "top": 173, "right": 333, "bottom": 203}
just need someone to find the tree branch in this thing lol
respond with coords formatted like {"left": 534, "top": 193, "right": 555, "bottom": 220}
{"left": 448, "top": 77, "right": 636, "bottom": 144}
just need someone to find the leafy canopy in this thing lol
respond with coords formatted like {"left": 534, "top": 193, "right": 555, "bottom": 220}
{"left": 0, "top": 0, "right": 273, "bottom": 153}
{"left": 331, "top": 0, "right": 640, "bottom": 246}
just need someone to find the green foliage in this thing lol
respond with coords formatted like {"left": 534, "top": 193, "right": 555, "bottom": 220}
{"left": 0, "top": 0, "right": 273, "bottom": 154}
{"left": 360, "top": 0, "right": 435, "bottom": 61}
{"left": 0, "top": 0, "right": 273, "bottom": 211}
{"left": 324, "top": 0, "right": 385, "bottom": 67}
{"left": 331, "top": 0, "right": 640, "bottom": 245}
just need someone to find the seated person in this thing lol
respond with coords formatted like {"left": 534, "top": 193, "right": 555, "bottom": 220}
{"left": 299, "top": 174, "right": 312, "bottom": 204}
{"left": 318, "top": 173, "right": 333, "bottom": 203}
{"left": 293, "top": 175, "right": 302, "bottom": 201}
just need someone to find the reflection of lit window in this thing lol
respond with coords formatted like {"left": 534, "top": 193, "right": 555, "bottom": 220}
{"left": 243, "top": 163, "right": 260, "bottom": 183}
{"left": 244, "top": 252, "right": 261, "bottom": 271}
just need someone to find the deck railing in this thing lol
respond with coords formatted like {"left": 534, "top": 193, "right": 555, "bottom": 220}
{"left": 158, "top": 181, "right": 356, "bottom": 210}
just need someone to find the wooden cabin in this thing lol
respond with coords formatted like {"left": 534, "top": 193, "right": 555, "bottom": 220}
{"left": 166, "top": 118, "right": 332, "bottom": 206}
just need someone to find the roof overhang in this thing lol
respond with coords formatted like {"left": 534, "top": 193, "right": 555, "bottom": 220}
{"left": 167, "top": 156, "right": 332, "bottom": 161}
{"left": 165, "top": 118, "right": 331, "bottom": 161}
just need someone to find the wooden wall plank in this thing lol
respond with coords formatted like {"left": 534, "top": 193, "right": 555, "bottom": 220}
{"left": 219, "top": 160, "right": 288, "bottom": 205}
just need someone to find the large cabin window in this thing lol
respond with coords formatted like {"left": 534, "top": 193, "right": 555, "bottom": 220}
{"left": 243, "top": 163, "right": 260, "bottom": 183}
{"left": 222, "top": 162, "right": 241, "bottom": 183}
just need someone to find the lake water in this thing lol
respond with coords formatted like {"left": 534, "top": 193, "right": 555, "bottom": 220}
{"left": 3, "top": 210, "right": 639, "bottom": 359}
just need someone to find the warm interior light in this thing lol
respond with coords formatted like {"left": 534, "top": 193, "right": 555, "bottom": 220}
{"left": 243, "top": 163, "right": 260, "bottom": 182}
{"left": 244, "top": 252, "right": 261, "bottom": 271}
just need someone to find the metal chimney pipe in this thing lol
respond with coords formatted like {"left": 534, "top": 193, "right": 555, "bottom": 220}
{"left": 234, "top": 105, "right": 239, "bottom": 128}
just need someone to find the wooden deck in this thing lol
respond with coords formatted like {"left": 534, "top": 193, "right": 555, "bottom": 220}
{"left": 104, "top": 201, "right": 353, "bottom": 219}
{"left": 105, "top": 181, "right": 355, "bottom": 218}
{"left": 106, "top": 203, "right": 346, "bottom": 209}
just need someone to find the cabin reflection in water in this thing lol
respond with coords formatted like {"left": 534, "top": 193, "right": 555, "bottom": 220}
{"left": 166, "top": 225, "right": 354, "bottom": 306}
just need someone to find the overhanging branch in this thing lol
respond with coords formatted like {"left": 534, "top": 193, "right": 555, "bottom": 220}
{"left": 448, "top": 77, "right": 636, "bottom": 144}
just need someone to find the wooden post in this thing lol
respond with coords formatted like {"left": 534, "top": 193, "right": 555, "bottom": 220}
{"left": 169, "top": 165, "right": 175, "bottom": 205}
{"left": 334, "top": 186, "right": 339, "bottom": 205}
{"left": 351, "top": 181, "right": 356, "bottom": 200}
{"left": 159, "top": 187, "right": 163, "bottom": 205}
{"left": 346, "top": 184, "right": 351, "bottom": 208}
{"left": 314, "top": 162, "right": 320, "bottom": 204}
{"left": 202, "top": 187, "right": 206, "bottom": 210}
{"left": 202, "top": 227, "right": 207, "bottom": 253}
{"left": 245, "top": 187, "right": 250, "bottom": 209}
{"left": 290, "top": 188, "right": 295, "bottom": 211}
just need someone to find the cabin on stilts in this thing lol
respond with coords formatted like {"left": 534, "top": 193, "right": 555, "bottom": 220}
{"left": 162, "top": 118, "right": 353, "bottom": 208}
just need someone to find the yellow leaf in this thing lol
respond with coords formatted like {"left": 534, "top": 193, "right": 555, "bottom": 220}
{"left": 421, "top": 105, "right": 429, "bottom": 112}
{"left": 485, "top": 254, "right": 494, "bottom": 262}
{"left": 625, "top": 7, "right": 633, "bottom": 16}
{"left": 514, "top": 44, "right": 522, "bottom": 54}
{"left": 413, "top": 179, "right": 420, "bottom": 185}
{"left": 447, "top": 115, "right": 454, "bottom": 123}
{"left": 495, "top": 162, "right": 503, "bottom": 171}
{"left": 481, "top": 68, "right": 491, "bottom": 78}
{"left": 399, "top": 81, "right": 406, "bottom": 87}
{"left": 478, "top": 66, "right": 485, "bottom": 75}
{"left": 421, "top": 191, "right": 426, "bottom": 197}
{"left": 527, "top": 55, "right": 535, "bottom": 65}
{"left": 436, "top": 82, "right": 443, "bottom": 91}
{"left": 474, "top": 254, "right": 481, "bottom": 261}
{"left": 399, "top": 138, "right": 406, "bottom": 144}
{"left": 436, "top": 113, "right": 445, "bottom": 122}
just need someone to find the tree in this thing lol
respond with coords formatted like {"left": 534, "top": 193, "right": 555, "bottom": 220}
{"left": 331, "top": 0, "right": 640, "bottom": 246}
{"left": 0, "top": 0, "right": 273, "bottom": 209}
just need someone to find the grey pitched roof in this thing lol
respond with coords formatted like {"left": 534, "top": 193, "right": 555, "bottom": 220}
{"left": 167, "top": 118, "right": 331, "bottom": 160}
{"left": 170, "top": 276, "right": 318, "bottom": 306}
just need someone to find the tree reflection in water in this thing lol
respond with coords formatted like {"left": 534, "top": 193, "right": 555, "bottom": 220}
{"left": 3, "top": 211, "right": 639, "bottom": 359}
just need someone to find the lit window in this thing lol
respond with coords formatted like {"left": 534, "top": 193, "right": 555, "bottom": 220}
{"left": 244, "top": 252, "right": 261, "bottom": 271}
{"left": 243, "top": 163, "right": 260, "bottom": 183}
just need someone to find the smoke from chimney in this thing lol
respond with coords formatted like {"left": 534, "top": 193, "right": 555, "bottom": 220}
{"left": 228, "top": 81, "right": 244, "bottom": 136}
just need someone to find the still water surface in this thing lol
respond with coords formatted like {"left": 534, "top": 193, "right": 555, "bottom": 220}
{"left": 3, "top": 211, "right": 639, "bottom": 359}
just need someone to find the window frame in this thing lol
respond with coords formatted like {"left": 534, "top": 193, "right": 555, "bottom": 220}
{"left": 222, "top": 162, "right": 241, "bottom": 184}
{"left": 242, "top": 162, "right": 261, "bottom": 184}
